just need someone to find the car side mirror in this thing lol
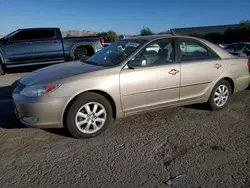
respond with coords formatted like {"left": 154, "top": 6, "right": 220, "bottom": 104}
{"left": 127, "top": 58, "right": 147, "bottom": 69}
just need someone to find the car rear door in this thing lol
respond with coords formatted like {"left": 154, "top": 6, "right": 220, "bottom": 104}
{"left": 176, "top": 38, "right": 224, "bottom": 102}
{"left": 31, "top": 29, "right": 64, "bottom": 63}
{"left": 120, "top": 39, "right": 180, "bottom": 114}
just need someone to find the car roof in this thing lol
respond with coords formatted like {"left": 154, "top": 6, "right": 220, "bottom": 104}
{"left": 125, "top": 34, "right": 180, "bottom": 41}
{"left": 238, "top": 42, "right": 250, "bottom": 45}
{"left": 124, "top": 34, "right": 235, "bottom": 60}
{"left": 18, "top": 27, "right": 60, "bottom": 31}
{"left": 229, "top": 42, "right": 250, "bottom": 45}
{"left": 124, "top": 34, "right": 210, "bottom": 42}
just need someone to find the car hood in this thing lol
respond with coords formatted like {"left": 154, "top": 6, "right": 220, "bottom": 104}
{"left": 20, "top": 61, "right": 107, "bottom": 86}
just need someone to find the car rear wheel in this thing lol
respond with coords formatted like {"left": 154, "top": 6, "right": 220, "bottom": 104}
{"left": 208, "top": 79, "right": 231, "bottom": 111}
{"left": 66, "top": 92, "right": 113, "bottom": 138}
{"left": 73, "top": 45, "right": 95, "bottom": 61}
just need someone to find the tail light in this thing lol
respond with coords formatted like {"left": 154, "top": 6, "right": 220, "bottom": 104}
{"left": 248, "top": 59, "right": 250, "bottom": 70}
{"left": 100, "top": 38, "right": 105, "bottom": 46}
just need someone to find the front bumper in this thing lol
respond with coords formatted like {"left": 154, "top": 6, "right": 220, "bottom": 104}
{"left": 12, "top": 93, "right": 70, "bottom": 129}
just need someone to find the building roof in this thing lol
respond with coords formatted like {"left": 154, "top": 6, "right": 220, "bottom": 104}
{"left": 173, "top": 24, "right": 239, "bottom": 35}
{"left": 124, "top": 34, "right": 181, "bottom": 41}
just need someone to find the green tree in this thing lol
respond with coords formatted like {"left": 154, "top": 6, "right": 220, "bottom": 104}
{"left": 140, "top": 27, "right": 154, "bottom": 36}
{"left": 204, "top": 33, "right": 223, "bottom": 43}
{"left": 96, "top": 30, "right": 118, "bottom": 42}
{"left": 223, "top": 20, "right": 250, "bottom": 43}
{"left": 189, "top": 32, "right": 205, "bottom": 38}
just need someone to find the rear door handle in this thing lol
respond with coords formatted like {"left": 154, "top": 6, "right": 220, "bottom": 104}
{"left": 26, "top": 42, "right": 32, "bottom": 45}
{"left": 168, "top": 69, "right": 179, "bottom": 75}
{"left": 55, "top": 40, "right": 59, "bottom": 43}
{"left": 214, "top": 63, "right": 222, "bottom": 69}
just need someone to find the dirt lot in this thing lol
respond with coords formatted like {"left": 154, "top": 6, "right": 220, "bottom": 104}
{"left": 0, "top": 72, "right": 249, "bottom": 188}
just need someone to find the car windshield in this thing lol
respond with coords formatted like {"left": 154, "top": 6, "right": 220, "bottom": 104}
{"left": 225, "top": 44, "right": 236, "bottom": 50}
{"left": 82, "top": 40, "right": 144, "bottom": 66}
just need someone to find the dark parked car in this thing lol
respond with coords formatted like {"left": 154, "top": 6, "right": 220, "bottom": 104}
{"left": 224, "top": 42, "right": 250, "bottom": 71}
{"left": 224, "top": 42, "right": 250, "bottom": 56}
{"left": 0, "top": 27, "right": 105, "bottom": 75}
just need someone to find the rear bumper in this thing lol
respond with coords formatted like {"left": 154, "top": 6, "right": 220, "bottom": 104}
{"left": 12, "top": 93, "right": 70, "bottom": 129}
{"left": 234, "top": 74, "right": 250, "bottom": 93}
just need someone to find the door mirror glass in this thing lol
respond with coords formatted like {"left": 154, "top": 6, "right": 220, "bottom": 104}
{"left": 127, "top": 58, "right": 147, "bottom": 68}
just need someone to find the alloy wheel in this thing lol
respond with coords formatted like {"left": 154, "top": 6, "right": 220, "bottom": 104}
{"left": 75, "top": 102, "right": 107, "bottom": 134}
{"left": 214, "top": 84, "right": 229, "bottom": 107}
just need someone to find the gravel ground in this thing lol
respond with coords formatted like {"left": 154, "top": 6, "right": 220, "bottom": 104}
{"left": 0, "top": 73, "right": 249, "bottom": 188}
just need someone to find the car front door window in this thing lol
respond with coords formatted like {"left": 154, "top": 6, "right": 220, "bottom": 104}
{"left": 9, "top": 30, "right": 37, "bottom": 43}
{"left": 132, "top": 39, "right": 175, "bottom": 66}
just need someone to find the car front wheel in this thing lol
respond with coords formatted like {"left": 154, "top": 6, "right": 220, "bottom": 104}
{"left": 66, "top": 92, "right": 113, "bottom": 138}
{"left": 208, "top": 79, "right": 231, "bottom": 111}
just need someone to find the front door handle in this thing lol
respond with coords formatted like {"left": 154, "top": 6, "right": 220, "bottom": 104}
{"left": 26, "top": 42, "right": 32, "bottom": 45}
{"left": 168, "top": 69, "right": 179, "bottom": 75}
{"left": 55, "top": 40, "right": 59, "bottom": 43}
{"left": 214, "top": 63, "right": 222, "bottom": 69}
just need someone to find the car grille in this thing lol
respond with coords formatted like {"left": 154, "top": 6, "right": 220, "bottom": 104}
{"left": 14, "top": 82, "right": 25, "bottom": 94}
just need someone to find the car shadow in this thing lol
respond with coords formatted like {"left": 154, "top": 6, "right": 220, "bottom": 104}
{"left": 0, "top": 78, "right": 26, "bottom": 128}
{"left": 43, "top": 128, "right": 74, "bottom": 138}
{"left": 0, "top": 113, "right": 26, "bottom": 129}
{"left": 183, "top": 103, "right": 210, "bottom": 111}
{"left": 0, "top": 79, "right": 19, "bottom": 98}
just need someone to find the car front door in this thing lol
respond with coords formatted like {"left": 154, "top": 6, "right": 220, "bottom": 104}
{"left": 5, "top": 30, "right": 37, "bottom": 66}
{"left": 177, "top": 38, "right": 223, "bottom": 102}
{"left": 120, "top": 39, "right": 180, "bottom": 114}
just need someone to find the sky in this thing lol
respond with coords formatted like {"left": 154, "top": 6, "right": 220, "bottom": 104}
{"left": 0, "top": 0, "right": 250, "bottom": 35}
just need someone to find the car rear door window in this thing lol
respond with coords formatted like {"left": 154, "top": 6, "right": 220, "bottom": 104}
{"left": 179, "top": 39, "right": 219, "bottom": 62}
{"left": 34, "top": 29, "right": 56, "bottom": 40}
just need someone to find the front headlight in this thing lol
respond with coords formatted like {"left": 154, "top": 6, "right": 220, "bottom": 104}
{"left": 20, "top": 84, "right": 60, "bottom": 97}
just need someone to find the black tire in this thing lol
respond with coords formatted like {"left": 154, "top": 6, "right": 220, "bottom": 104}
{"left": 208, "top": 79, "right": 232, "bottom": 111}
{"left": 73, "top": 46, "right": 88, "bottom": 60}
{"left": 0, "top": 62, "right": 5, "bottom": 75}
{"left": 66, "top": 92, "right": 113, "bottom": 138}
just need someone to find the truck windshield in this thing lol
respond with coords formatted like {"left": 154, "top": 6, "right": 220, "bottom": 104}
{"left": 83, "top": 40, "right": 144, "bottom": 66}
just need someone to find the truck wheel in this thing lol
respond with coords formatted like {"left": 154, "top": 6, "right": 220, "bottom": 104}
{"left": 66, "top": 92, "right": 113, "bottom": 139}
{"left": 73, "top": 46, "right": 88, "bottom": 60}
{"left": 208, "top": 79, "right": 231, "bottom": 111}
{"left": 73, "top": 45, "right": 95, "bottom": 61}
{"left": 0, "top": 62, "right": 5, "bottom": 75}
